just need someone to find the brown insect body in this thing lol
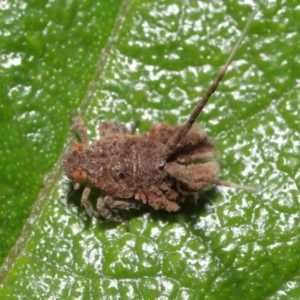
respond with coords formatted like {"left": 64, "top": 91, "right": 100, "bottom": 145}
{"left": 63, "top": 11, "right": 257, "bottom": 226}
{"left": 63, "top": 122, "right": 218, "bottom": 213}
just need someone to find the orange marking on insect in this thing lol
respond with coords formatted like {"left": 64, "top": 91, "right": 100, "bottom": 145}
{"left": 72, "top": 143, "right": 85, "bottom": 152}
{"left": 72, "top": 170, "right": 87, "bottom": 182}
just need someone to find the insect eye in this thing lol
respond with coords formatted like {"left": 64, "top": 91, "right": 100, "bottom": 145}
{"left": 71, "top": 169, "right": 87, "bottom": 183}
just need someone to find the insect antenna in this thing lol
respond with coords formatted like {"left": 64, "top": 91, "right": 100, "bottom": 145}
{"left": 66, "top": 185, "right": 78, "bottom": 203}
{"left": 163, "top": 9, "right": 258, "bottom": 161}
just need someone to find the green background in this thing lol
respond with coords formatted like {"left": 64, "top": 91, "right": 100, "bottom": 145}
{"left": 1, "top": 0, "right": 299, "bottom": 299}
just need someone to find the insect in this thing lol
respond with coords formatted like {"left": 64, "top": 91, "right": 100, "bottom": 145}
{"left": 63, "top": 10, "right": 258, "bottom": 228}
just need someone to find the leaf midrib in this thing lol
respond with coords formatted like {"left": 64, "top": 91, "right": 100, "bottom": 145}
{"left": 0, "top": 0, "right": 132, "bottom": 284}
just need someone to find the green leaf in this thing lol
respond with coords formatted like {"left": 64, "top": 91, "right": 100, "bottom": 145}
{"left": 1, "top": 0, "right": 300, "bottom": 299}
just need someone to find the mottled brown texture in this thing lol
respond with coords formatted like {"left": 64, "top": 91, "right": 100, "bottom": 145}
{"left": 62, "top": 11, "right": 257, "bottom": 226}
{"left": 63, "top": 121, "right": 221, "bottom": 222}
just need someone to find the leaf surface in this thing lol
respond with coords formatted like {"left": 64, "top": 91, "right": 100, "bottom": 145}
{"left": 1, "top": 1, "right": 299, "bottom": 299}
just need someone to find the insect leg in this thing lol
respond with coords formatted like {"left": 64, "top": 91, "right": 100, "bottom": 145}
{"left": 166, "top": 162, "right": 259, "bottom": 192}
{"left": 96, "top": 196, "right": 128, "bottom": 223}
{"left": 80, "top": 186, "right": 98, "bottom": 217}
{"left": 98, "top": 120, "right": 139, "bottom": 138}
{"left": 98, "top": 121, "right": 130, "bottom": 138}
{"left": 71, "top": 116, "right": 89, "bottom": 146}
{"left": 166, "top": 162, "right": 218, "bottom": 192}
{"left": 129, "top": 120, "right": 139, "bottom": 134}
{"left": 106, "top": 197, "right": 143, "bottom": 210}
{"left": 176, "top": 144, "right": 219, "bottom": 164}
